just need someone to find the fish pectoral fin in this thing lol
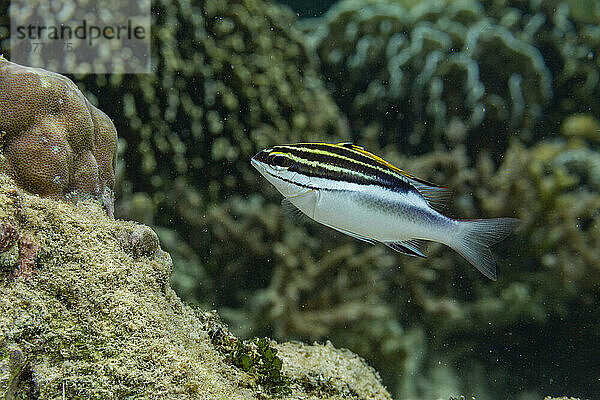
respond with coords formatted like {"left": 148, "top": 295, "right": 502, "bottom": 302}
{"left": 322, "top": 223, "right": 377, "bottom": 245}
{"left": 281, "top": 198, "right": 309, "bottom": 223}
{"left": 384, "top": 239, "right": 427, "bottom": 258}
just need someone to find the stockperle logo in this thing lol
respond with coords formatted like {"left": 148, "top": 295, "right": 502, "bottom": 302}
{"left": 10, "top": 0, "right": 150, "bottom": 74}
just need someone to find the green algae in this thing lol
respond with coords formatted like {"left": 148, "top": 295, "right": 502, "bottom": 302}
{"left": 209, "top": 321, "right": 291, "bottom": 396}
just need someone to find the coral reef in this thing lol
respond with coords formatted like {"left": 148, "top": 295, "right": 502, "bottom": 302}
{"left": 299, "top": 0, "right": 600, "bottom": 158}
{"left": 0, "top": 175, "right": 391, "bottom": 399}
{"left": 2, "top": 0, "right": 596, "bottom": 397}
{"left": 0, "top": 57, "right": 117, "bottom": 214}
{"left": 299, "top": 0, "right": 553, "bottom": 156}
{"left": 66, "top": 0, "right": 350, "bottom": 305}
{"left": 78, "top": 0, "right": 347, "bottom": 205}
{"left": 477, "top": 0, "right": 600, "bottom": 133}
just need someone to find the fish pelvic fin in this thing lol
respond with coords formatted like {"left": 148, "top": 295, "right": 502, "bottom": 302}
{"left": 324, "top": 223, "right": 377, "bottom": 245}
{"left": 450, "top": 218, "right": 520, "bottom": 281}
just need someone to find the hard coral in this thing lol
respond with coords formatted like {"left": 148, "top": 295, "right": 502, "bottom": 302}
{"left": 300, "top": 0, "right": 553, "bottom": 157}
{"left": 0, "top": 56, "right": 117, "bottom": 212}
{"left": 301, "top": 0, "right": 600, "bottom": 159}
{"left": 78, "top": 0, "right": 347, "bottom": 215}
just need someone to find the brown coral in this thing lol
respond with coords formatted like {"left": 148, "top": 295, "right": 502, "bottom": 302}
{"left": 0, "top": 56, "right": 117, "bottom": 211}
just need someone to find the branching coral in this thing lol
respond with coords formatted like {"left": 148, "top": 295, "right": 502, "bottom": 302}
{"left": 0, "top": 57, "right": 118, "bottom": 214}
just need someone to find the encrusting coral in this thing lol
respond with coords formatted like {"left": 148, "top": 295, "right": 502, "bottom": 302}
{"left": 0, "top": 56, "right": 118, "bottom": 215}
{"left": 0, "top": 175, "right": 392, "bottom": 399}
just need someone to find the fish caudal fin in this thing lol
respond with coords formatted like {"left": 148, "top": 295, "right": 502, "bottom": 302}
{"left": 451, "top": 218, "right": 520, "bottom": 281}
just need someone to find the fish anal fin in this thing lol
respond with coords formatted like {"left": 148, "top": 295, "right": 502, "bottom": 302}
{"left": 384, "top": 239, "right": 427, "bottom": 258}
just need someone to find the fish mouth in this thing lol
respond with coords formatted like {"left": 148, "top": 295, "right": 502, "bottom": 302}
{"left": 252, "top": 149, "right": 269, "bottom": 164}
{"left": 250, "top": 157, "right": 261, "bottom": 170}
{"left": 251, "top": 149, "right": 272, "bottom": 172}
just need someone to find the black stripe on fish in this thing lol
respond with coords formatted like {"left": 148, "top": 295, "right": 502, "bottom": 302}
{"left": 275, "top": 145, "right": 416, "bottom": 194}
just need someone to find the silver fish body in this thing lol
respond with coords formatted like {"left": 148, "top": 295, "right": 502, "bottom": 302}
{"left": 251, "top": 142, "right": 519, "bottom": 280}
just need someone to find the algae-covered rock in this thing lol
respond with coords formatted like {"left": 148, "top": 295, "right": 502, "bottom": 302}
{"left": 0, "top": 175, "right": 390, "bottom": 399}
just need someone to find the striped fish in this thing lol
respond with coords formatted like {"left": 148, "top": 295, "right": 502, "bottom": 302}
{"left": 251, "top": 142, "right": 519, "bottom": 280}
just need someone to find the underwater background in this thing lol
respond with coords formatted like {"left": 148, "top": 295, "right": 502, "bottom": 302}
{"left": 1, "top": 0, "right": 599, "bottom": 398}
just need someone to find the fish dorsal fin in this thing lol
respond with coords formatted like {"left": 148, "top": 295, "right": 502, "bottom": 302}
{"left": 340, "top": 145, "right": 452, "bottom": 211}
{"left": 337, "top": 142, "right": 364, "bottom": 150}
{"left": 384, "top": 239, "right": 427, "bottom": 258}
{"left": 408, "top": 180, "right": 453, "bottom": 212}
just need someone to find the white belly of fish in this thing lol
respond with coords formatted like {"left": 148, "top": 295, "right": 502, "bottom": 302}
{"left": 288, "top": 185, "right": 452, "bottom": 244}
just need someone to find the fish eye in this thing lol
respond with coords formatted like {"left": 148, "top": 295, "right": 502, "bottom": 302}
{"left": 268, "top": 153, "right": 293, "bottom": 170}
